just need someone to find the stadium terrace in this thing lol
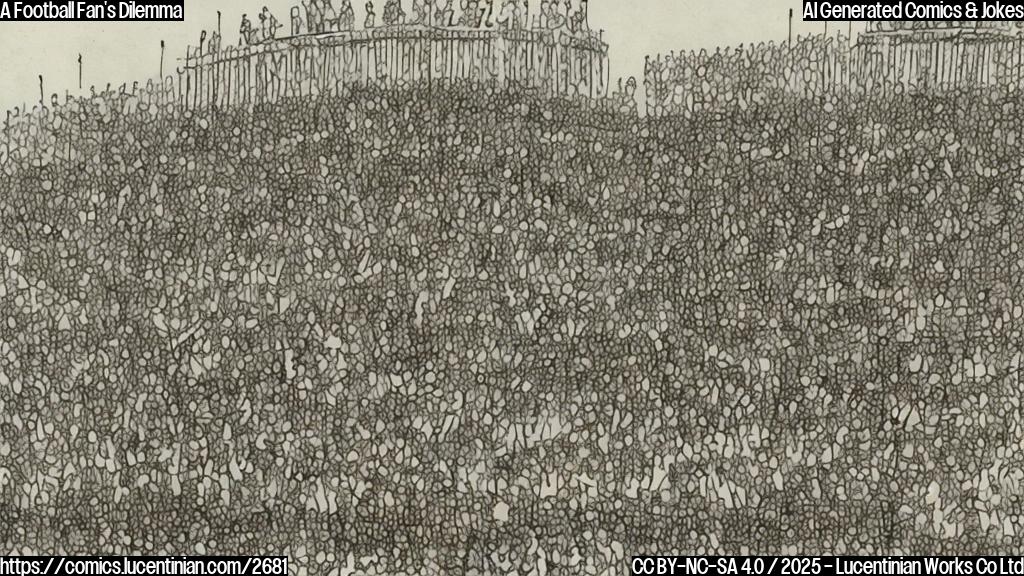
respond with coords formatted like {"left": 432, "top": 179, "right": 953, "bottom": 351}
{"left": 175, "top": 0, "right": 610, "bottom": 109}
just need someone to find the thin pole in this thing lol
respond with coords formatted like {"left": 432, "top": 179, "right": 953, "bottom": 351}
{"left": 38, "top": 75, "right": 44, "bottom": 106}
{"left": 218, "top": 11, "right": 222, "bottom": 36}
{"left": 788, "top": 9, "right": 793, "bottom": 47}
{"left": 67, "top": 89, "right": 72, "bottom": 159}
{"left": 199, "top": 31, "right": 207, "bottom": 106}
{"left": 160, "top": 40, "right": 166, "bottom": 78}
{"left": 78, "top": 54, "right": 83, "bottom": 90}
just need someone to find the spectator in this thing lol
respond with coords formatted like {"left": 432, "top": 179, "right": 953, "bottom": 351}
{"left": 435, "top": 0, "right": 455, "bottom": 26}
{"left": 365, "top": 1, "right": 376, "bottom": 28}
{"left": 239, "top": 14, "right": 254, "bottom": 46}
{"left": 383, "top": 0, "right": 405, "bottom": 25}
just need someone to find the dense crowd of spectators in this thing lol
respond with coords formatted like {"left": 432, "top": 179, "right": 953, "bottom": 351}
{"left": 1, "top": 70, "right": 1023, "bottom": 574}
{"left": 641, "top": 86, "right": 1024, "bottom": 556}
{"left": 1, "top": 81, "right": 177, "bottom": 168}
{"left": 645, "top": 32, "right": 1024, "bottom": 118}
{"left": 645, "top": 35, "right": 852, "bottom": 116}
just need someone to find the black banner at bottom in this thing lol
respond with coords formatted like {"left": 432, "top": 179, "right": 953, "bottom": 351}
{"left": 631, "top": 557, "right": 1024, "bottom": 576}
{"left": 0, "top": 557, "right": 287, "bottom": 576}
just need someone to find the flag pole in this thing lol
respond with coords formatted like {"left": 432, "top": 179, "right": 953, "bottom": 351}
{"left": 78, "top": 54, "right": 83, "bottom": 90}
{"left": 39, "top": 75, "right": 44, "bottom": 106}
{"left": 160, "top": 40, "right": 166, "bottom": 78}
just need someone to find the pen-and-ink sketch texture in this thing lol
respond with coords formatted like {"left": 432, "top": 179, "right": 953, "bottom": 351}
{"left": 1, "top": 6, "right": 1024, "bottom": 574}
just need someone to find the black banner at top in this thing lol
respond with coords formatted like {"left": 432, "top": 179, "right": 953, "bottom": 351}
{"left": 0, "top": 0, "right": 185, "bottom": 21}
{"left": 803, "top": 0, "right": 1024, "bottom": 21}
{"left": 632, "top": 556, "right": 1024, "bottom": 576}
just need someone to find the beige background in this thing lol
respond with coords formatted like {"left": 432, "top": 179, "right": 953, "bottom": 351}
{"left": 0, "top": 0, "right": 856, "bottom": 112}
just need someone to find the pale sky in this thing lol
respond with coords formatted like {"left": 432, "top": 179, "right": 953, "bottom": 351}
{"left": 0, "top": 0, "right": 857, "bottom": 112}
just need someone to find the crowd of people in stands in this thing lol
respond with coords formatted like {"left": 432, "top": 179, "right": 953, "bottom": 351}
{"left": 1, "top": 33, "right": 1023, "bottom": 574}
{"left": 235, "top": 0, "right": 592, "bottom": 46}
{"left": 645, "top": 34, "right": 853, "bottom": 116}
